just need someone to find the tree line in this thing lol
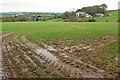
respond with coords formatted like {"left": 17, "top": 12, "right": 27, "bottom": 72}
{"left": 76, "top": 4, "right": 108, "bottom": 16}
{"left": 1, "top": 14, "right": 61, "bottom": 22}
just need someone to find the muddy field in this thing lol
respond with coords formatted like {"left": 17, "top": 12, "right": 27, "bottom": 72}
{"left": 1, "top": 32, "right": 119, "bottom": 78}
{"left": 1, "top": 22, "right": 119, "bottom": 78}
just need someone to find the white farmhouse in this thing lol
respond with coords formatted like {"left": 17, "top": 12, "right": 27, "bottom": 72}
{"left": 76, "top": 12, "right": 92, "bottom": 18}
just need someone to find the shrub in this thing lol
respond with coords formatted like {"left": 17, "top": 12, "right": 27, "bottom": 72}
{"left": 67, "top": 16, "right": 77, "bottom": 22}
{"left": 41, "top": 18, "right": 46, "bottom": 21}
{"left": 106, "top": 20, "right": 108, "bottom": 22}
{"left": 117, "top": 19, "right": 120, "bottom": 22}
{"left": 61, "top": 11, "right": 75, "bottom": 20}
{"left": 64, "top": 19, "right": 68, "bottom": 22}
{"left": 35, "top": 17, "right": 39, "bottom": 21}
{"left": 88, "top": 19, "right": 97, "bottom": 22}
{"left": 15, "top": 16, "right": 29, "bottom": 21}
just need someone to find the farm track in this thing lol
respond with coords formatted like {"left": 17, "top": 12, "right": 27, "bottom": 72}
{"left": 2, "top": 32, "right": 119, "bottom": 78}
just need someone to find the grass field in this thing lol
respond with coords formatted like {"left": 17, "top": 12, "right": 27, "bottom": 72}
{"left": 0, "top": 14, "right": 13, "bottom": 18}
{"left": 2, "top": 22, "right": 118, "bottom": 45}
{"left": 2, "top": 22, "right": 119, "bottom": 78}
{"left": 91, "top": 11, "right": 119, "bottom": 22}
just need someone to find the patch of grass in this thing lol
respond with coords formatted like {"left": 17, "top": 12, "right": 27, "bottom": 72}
{"left": 52, "top": 72, "right": 61, "bottom": 78}
{"left": 8, "top": 53, "right": 29, "bottom": 78}
{"left": 35, "top": 69, "right": 47, "bottom": 78}
{"left": 89, "top": 41, "right": 119, "bottom": 73}
{"left": 19, "top": 71, "right": 28, "bottom": 78}
{"left": 8, "top": 53, "right": 16, "bottom": 65}
{"left": 0, "top": 14, "right": 13, "bottom": 18}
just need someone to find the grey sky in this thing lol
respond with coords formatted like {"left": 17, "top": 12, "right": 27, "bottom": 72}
{"left": 0, "top": 0, "right": 119, "bottom": 12}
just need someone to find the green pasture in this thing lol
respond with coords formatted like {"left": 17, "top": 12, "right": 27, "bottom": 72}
{"left": 91, "top": 11, "right": 119, "bottom": 22}
{"left": 0, "top": 14, "right": 13, "bottom": 18}
{"left": 2, "top": 22, "right": 118, "bottom": 43}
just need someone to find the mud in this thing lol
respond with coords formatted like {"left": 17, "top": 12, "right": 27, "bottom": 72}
{"left": 19, "top": 35, "right": 116, "bottom": 78}
{"left": 0, "top": 32, "right": 13, "bottom": 78}
{"left": 1, "top": 33, "right": 118, "bottom": 78}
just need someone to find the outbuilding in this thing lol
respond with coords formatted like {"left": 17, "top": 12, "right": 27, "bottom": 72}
{"left": 95, "top": 13, "right": 104, "bottom": 17}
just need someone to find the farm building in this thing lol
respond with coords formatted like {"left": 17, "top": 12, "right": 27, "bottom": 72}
{"left": 76, "top": 12, "right": 92, "bottom": 18}
{"left": 13, "top": 14, "right": 24, "bottom": 17}
{"left": 95, "top": 13, "right": 104, "bottom": 17}
{"left": 108, "top": 14, "right": 112, "bottom": 16}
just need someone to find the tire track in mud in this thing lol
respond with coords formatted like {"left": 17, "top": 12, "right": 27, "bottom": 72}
{"left": 17, "top": 36, "right": 70, "bottom": 77}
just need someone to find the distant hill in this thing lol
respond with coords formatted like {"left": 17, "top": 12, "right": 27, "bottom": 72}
{"left": 0, "top": 12, "right": 63, "bottom": 14}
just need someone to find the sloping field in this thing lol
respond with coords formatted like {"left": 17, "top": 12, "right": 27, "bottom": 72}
{"left": 2, "top": 22, "right": 119, "bottom": 78}
{"left": 0, "top": 14, "right": 13, "bottom": 18}
{"left": 91, "top": 11, "right": 119, "bottom": 22}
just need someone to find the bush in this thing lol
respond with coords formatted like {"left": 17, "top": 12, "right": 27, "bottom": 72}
{"left": 88, "top": 19, "right": 97, "bottom": 22}
{"left": 106, "top": 20, "right": 108, "bottom": 22}
{"left": 15, "top": 16, "right": 29, "bottom": 21}
{"left": 2, "top": 17, "right": 15, "bottom": 22}
{"left": 64, "top": 19, "right": 68, "bottom": 22}
{"left": 67, "top": 16, "right": 77, "bottom": 22}
{"left": 61, "top": 11, "right": 75, "bottom": 20}
{"left": 117, "top": 19, "right": 120, "bottom": 22}
{"left": 35, "top": 17, "right": 39, "bottom": 21}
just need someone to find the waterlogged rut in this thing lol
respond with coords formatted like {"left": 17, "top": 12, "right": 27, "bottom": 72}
{"left": 20, "top": 36, "right": 58, "bottom": 64}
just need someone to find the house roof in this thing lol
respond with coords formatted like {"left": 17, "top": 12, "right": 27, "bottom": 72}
{"left": 76, "top": 12, "right": 86, "bottom": 14}
{"left": 76, "top": 12, "right": 92, "bottom": 17}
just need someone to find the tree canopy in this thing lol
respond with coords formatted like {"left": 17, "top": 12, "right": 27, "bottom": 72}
{"left": 76, "top": 4, "right": 108, "bottom": 16}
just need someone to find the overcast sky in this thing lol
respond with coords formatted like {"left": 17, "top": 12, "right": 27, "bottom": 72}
{"left": 0, "top": 0, "right": 119, "bottom": 12}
